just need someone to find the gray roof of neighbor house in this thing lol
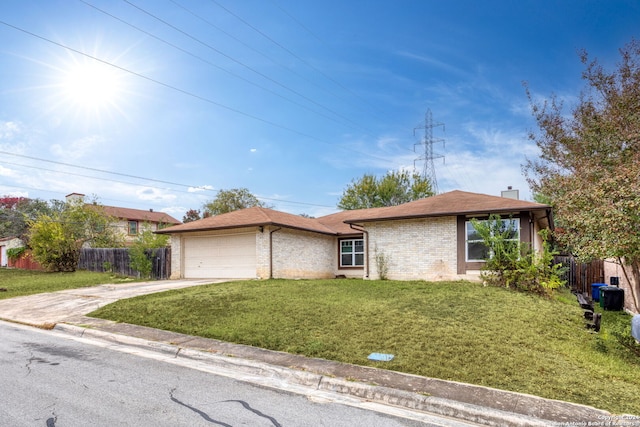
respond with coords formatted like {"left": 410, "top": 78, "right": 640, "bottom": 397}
{"left": 157, "top": 190, "right": 553, "bottom": 236}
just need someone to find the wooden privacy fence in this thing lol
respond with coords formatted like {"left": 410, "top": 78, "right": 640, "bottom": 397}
{"left": 553, "top": 255, "right": 604, "bottom": 296}
{"left": 78, "top": 247, "right": 170, "bottom": 280}
{"left": 8, "top": 251, "right": 42, "bottom": 271}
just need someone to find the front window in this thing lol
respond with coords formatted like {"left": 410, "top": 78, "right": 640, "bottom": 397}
{"left": 466, "top": 219, "right": 519, "bottom": 262}
{"left": 128, "top": 220, "right": 138, "bottom": 235}
{"left": 340, "top": 239, "right": 364, "bottom": 267}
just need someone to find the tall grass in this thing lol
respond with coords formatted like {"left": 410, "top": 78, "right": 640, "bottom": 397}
{"left": 90, "top": 279, "right": 640, "bottom": 414}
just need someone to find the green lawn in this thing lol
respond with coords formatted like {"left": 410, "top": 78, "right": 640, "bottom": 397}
{"left": 89, "top": 279, "right": 640, "bottom": 415}
{"left": 0, "top": 268, "right": 139, "bottom": 299}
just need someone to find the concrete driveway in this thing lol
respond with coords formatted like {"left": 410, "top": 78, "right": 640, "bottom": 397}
{"left": 0, "top": 279, "right": 225, "bottom": 327}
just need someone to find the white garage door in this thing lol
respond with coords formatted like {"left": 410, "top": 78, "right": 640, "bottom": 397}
{"left": 183, "top": 233, "right": 256, "bottom": 279}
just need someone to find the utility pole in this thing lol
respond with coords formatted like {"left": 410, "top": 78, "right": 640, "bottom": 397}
{"left": 414, "top": 109, "right": 445, "bottom": 194}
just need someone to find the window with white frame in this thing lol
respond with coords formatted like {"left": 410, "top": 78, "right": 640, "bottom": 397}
{"left": 340, "top": 239, "right": 364, "bottom": 267}
{"left": 466, "top": 218, "right": 519, "bottom": 262}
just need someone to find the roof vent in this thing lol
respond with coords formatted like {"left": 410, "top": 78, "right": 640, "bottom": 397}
{"left": 149, "top": 209, "right": 154, "bottom": 212}
{"left": 501, "top": 187, "right": 519, "bottom": 200}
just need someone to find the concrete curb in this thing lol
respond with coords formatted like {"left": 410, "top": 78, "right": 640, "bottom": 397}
{"left": 53, "top": 323, "right": 607, "bottom": 426}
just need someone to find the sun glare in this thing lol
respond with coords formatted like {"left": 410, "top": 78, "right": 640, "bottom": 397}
{"left": 59, "top": 60, "right": 125, "bottom": 116}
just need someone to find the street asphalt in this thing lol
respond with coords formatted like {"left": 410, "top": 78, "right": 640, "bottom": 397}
{"left": 0, "top": 278, "right": 622, "bottom": 426}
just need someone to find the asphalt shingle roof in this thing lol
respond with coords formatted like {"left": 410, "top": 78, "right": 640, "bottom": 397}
{"left": 156, "top": 206, "right": 338, "bottom": 235}
{"left": 341, "top": 190, "right": 551, "bottom": 223}
{"left": 157, "top": 190, "right": 551, "bottom": 236}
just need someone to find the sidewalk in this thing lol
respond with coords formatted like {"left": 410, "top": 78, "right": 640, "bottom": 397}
{"left": 0, "top": 279, "right": 613, "bottom": 426}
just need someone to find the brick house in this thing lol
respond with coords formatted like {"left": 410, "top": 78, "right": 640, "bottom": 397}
{"left": 157, "top": 190, "right": 553, "bottom": 281}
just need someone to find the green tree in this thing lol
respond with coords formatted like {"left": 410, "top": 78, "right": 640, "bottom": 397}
{"left": 27, "top": 198, "right": 120, "bottom": 272}
{"left": 338, "top": 170, "right": 434, "bottom": 210}
{"left": 128, "top": 224, "right": 169, "bottom": 279}
{"left": 0, "top": 197, "right": 52, "bottom": 242}
{"left": 182, "top": 208, "right": 201, "bottom": 223}
{"left": 203, "top": 188, "right": 267, "bottom": 216}
{"left": 523, "top": 39, "right": 640, "bottom": 310}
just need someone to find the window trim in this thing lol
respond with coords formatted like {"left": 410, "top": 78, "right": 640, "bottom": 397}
{"left": 339, "top": 238, "right": 365, "bottom": 269}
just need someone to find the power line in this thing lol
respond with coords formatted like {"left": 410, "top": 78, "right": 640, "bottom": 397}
{"left": 78, "top": 0, "right": 362, "bottom": 131}
{"left": 268, "top": 0, "right": 325, "bottom": 45}
{"left": 169, "top": 0, "right": 360, "bottom": 114}
{"left": 0, "top": 159, "right": 197, "bottom": 195}
{"left": 0, "top": 18, "right": 400, "bottom": 169}
{"left": 209, "top": 0, "right": 385, "bottom": 119}
{"left": 0, "top": 152, "right": 335, "bottom": 208}
{"left": 121, "top": 0, "right": 371, "bottom": 133}
{"left": 0, "top": 151, "right": 200, "bottom": 189}
{"left": 1, "top": 16, "right": 403, "bottom": 165}
{"left": 0, "top": 17, "right": 407, "bottom": 203}
{"left": 0, "top": 20, "right": 330, "bottom": 145}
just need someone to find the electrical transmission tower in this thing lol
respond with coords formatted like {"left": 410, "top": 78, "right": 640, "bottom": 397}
{"left": 414, "top": 109, "right": 445, "bottom": 193}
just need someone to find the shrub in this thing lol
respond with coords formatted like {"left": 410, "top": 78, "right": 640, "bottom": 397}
{"left": 6, "top": 246, "right": 26, "bottom": 261}
{"left": 472, "top": 215, "right": 565, "bottom": 296}
{"left": 374, "top": 245, "right": 390, "bottom": 280}
{"left": 128, "top": 224, "right": 169, "bottom": 279}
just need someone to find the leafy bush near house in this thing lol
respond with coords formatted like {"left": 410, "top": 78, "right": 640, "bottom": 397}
{"left": 6, "top": 246, "right": 26, "bottom": 261}
{"left": 28, "top": 198, "right": 121, "bottom": 272}
{"left": 128, "top": 225, "right": 169, "bottom": 279}
{"left": 472, "top": 215, "right": 565, "bottom": 296}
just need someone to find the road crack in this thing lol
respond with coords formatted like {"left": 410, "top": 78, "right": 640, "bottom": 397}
{"left": 169, "top": 388, "right": 231, "bottom": 427}
{"left": 222, "top": 400, "right": 283, "bottom": 427}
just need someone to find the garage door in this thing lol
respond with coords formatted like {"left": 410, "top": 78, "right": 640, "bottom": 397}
{"left": 183, "top": 233, "right": 256, "bottom": 278}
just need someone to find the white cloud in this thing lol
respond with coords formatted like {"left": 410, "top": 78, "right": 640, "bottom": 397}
{"left": 50, "top": 135, "right": 103, "bottom": 161}
{"left": 436, "top": 129, "right": 535, "bottom": 200}
{"left": 160, "top": 206, "right": 188, "bottom": 217}
{"left": 0, "top": 188, "right": 28, "bottom": 198}
{"left": 0, "top": 165, "right": 16, "bottom": 177}
{"left": 136, "top": 187, "right": 177, "bottom": 203}
{"left": 188, "top": 185, "right": 214, "bottom": 193}
{"left": 0, "top": 121, "right": 21, "bottom": 140}
{"left": 250, "top": 148, "right": 257, "bottom": 153}
{"left": 394, "top": 50, "right": 467, "bottom": 76}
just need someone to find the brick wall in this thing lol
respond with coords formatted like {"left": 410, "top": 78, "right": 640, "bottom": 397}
{"left": 366, "top": 216, "right": 462, "bottom": 281}
{"left": 169, "top": 234, "right": 182, "bottom": 279}
{"left": 267, "top": 227, "right": 336, "bottom": 279}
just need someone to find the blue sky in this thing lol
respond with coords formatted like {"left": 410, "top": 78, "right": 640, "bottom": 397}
{"left": 1, "top": 1, "right": 639, "bottom": 220}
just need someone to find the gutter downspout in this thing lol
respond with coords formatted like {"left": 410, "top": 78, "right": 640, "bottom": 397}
{"left": 349, "top": 223, "right": 369, "bottom": 278}
{"left": 269, "top": 227, "right": 282, "bottom": 279}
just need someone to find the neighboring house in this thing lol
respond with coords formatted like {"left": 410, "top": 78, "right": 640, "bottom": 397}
{"left": 0, "top": 236, "right": 22, "bottom": 267}
{"left": 157, "top": 190, "right": 553, "bottom": 281}
{"left": 66, "top": 193, "right": 181, "bottom": 245}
